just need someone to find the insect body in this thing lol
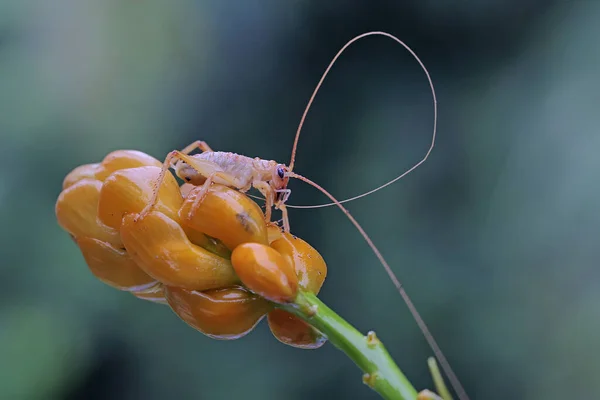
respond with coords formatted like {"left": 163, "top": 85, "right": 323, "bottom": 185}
{"left": 138, "top": 140, "right": 292, "bottom": 230}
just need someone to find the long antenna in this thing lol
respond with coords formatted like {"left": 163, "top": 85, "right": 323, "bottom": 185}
{"left": 287, "top": 31, "right": 437, "bottom": 208}
{"left": 288, "top": 171, "right": 468, "bottom": 400}
{"left": 285, "top": 31, "right": 467, "bottom": 399}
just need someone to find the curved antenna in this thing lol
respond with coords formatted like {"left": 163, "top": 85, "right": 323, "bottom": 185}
{"left": 288, "top": 171, "right": 469, "bottom": 400}
{"left": 287, "top": 31, "right": 437, "bottom": 208}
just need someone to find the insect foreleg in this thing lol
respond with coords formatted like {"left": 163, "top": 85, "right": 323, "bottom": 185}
{"left": 275, "top": 189, "right": 291, "bottom": 204}
{"left": 277, "top": 202, "right": 290, "bottom": 232}
{"left": 252, "top": 183, "right": 294, "bottom": 230}
{"left": 252, "top": 181, "right": 275, "bottom": 223}
{"left": 272, "top": 189, "right": 291, "bottom": 232}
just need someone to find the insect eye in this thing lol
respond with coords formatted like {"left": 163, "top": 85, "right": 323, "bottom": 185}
{"left": 277, "top": 167, "right": 285, "bottom": 179}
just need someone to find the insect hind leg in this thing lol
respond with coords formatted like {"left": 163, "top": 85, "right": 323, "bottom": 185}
{"left": 138, "top": 146, "right": 225, "bottom": 222}
{"left": 137, "top": 150, "right": 184, "bottom": 221}
{"left": 181, "top": 140, "right": 214, "bottom": 154}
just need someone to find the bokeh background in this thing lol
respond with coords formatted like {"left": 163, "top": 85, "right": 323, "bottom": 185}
{"left": 1, "top": 1, "right": 599, "bottom": 399}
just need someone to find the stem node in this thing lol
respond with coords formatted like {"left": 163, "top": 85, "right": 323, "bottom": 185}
{"left": 366, "top": 330, "right": 381, "bottom": 347}
{"left": 362, "top": 372, "right": 380, "bottom": 388}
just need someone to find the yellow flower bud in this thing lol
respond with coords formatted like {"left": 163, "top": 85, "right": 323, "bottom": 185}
{"left": 55, "top": 179, "right": 121, "bottom": 246}
{"left": 97, "top": 166, "right": 215, "bottom": 250}
{"left": 230, "top": 243, "right": 298, "bottom": 303}
{"left": 62, "top": 163, "right": 100, "bottom": 189}
{"left": 180, "top": 185, "right": 268, "bottom": 250}
{"left": 94, "top": 150, "right": 162, "bottom": 181}
{"left": 76, "top": 237, "right": 155, "bottom": 291}
{"left": 271, "top": 232, "right": 327, "bottom": 294}
{"left": 267, "top": 223, "right": 283, "bottom": 244}
{"left": 62, "top": 150, "right": 161, "bottom": 190}
{"left": 97, "top": 166, "right": 182, "bottom": 230}
{"left": 120, "top": 211, "right": 238, "bottom": 290}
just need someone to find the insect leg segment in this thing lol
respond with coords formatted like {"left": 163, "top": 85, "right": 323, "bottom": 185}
{"left": 137, "top": 150, "right": 185, "bottom": 221}
{"left": 270, "top": 188, "right": 291, "bottom": 231}
{"left": 277, "top": 202, "right": 290, "bottom": 232}
{"left": 185, "top": 169, "right": 252, "bottom": 220}
{"left": 186, "top": 172, "right": 217, "bottom": 218}
{"left": 275, "top": 189, "right": 291, "bottom": 204}
{"left": 252, "top": 181, "right": 275, "bottom": 223}
{"left": 138, "top": 149, "right": 237, "bottom": 221}
{"left": 180, "top": 140, "right": 214, "bottom": 154}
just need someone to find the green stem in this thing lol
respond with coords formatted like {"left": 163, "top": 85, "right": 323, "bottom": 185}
{"left": 279, "top": 290, "right": 418, "bottom": 400}
{"left": 427, "top": 357, "right": 453, "bottom": 400}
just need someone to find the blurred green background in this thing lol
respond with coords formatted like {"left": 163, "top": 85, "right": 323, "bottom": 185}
{"left": 1, "top": 1, "right": 599, "bottom": 399}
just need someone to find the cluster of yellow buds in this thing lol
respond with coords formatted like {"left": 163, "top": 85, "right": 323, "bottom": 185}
{"left": 55, "top": 150, "right": 327, "bottom": 348}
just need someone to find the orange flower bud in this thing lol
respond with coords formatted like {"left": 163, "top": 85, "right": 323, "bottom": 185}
{"left": 62, "top": 163, "right": 100, "bottom": 189}
{"left": 97, "top": 166, "right": 182, "bottom": 230}
{"left": 230, "top": 243, "right": 298, "bottom": 303}
{"left": 173, "top": 188, "right": 226, "bottom": 254}
{"left": 55, "top": 179, "right": 121, "bottom": 246}
{"left": 180, "top": 185, "right": 268, "bottom": 250}
{"left": 165, "top": 285, "right": 271, "bottom": 339}
{"left": 267, "top": 309, "right": 326, "bottom": 349}
{"left": 120, "top": 211, "right": 238, "bottom": 290}
{"left": 132, "top": 282, "right": 168, "bottom": 304}
{"left": 271, "top": 232, "right": 327, "bottom": 294}
{"left": 94, "top": 150, "right": 162, "bottom": 181}
{"left": 76, "top": 237, "right": 155, "bottom": 291}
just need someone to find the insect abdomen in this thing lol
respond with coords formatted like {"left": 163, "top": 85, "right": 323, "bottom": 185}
{"left": 199, "top": 152, "right": 256, "bottom": 185}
